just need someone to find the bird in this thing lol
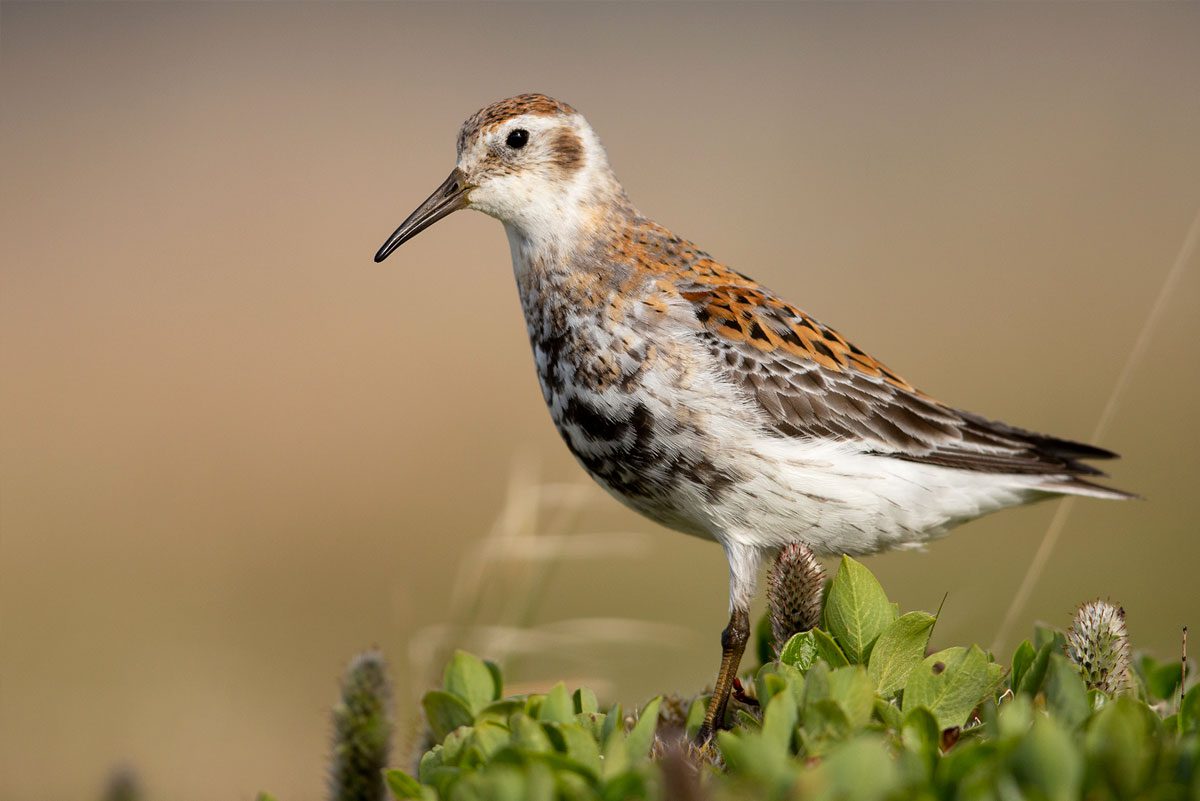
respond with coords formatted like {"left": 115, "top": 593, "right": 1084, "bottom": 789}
{"left": 373, "top": 93, "right": 1131, "bottom": 744}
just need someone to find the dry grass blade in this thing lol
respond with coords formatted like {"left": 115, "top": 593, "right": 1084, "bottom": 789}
{"left": 993, "top": 206, "right": 1200, "bottom": 654}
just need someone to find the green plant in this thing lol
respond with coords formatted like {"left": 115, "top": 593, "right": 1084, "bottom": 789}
{"left": 231, "top": 558, "right": 1198, "bottom": 801}
{"left": 368, "top": 557, "right": 1197, "bottom": 801}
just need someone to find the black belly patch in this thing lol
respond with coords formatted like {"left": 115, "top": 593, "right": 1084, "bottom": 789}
{"left": 557, "top": 398, "right": 736, "bottom": 504}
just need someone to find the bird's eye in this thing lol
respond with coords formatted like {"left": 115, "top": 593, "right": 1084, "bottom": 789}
{"left": 506, "top": 129, "right": 529, "bottom": 149}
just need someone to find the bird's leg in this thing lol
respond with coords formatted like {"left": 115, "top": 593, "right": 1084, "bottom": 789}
{"left": 695, "top": 606, "right": 751, "bottom": 745}
{"left": 695, "top": 540, "right": 761, "bottom": 746}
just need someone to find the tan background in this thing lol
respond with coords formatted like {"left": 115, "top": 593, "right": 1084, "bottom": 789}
{"left": 2, "top": 3, "right": 1198, "bottom": 800}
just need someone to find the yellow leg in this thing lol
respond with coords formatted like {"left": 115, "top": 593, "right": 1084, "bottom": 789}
{"left": 695, "top": 607, "right": 750, "bottom": 745}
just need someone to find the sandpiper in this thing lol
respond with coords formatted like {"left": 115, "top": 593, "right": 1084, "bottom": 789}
{"left": 373, "top": 94, "right": 1130, "bottom": 743}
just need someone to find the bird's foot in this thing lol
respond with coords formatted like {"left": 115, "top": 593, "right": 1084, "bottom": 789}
{"left": 731, "top": 677, "right": 758, "bottom": 707}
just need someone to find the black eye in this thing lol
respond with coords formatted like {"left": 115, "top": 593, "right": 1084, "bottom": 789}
{"left": 505, "top": 129, "right": 529, "bottom": 149}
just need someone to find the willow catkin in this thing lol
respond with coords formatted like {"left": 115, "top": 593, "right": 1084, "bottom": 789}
{"left": 1065, "top": 600, "right": 1131, "bottom": 695}
{"left": 329, "top": 650, "right": 393, "bottom": 801}
{"left": 767, "top": 543, "right": 825, "bottom": 658}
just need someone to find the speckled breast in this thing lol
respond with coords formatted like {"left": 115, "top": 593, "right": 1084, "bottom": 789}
{"left": 520, "top": 280, "right": 734, "bottom": 538}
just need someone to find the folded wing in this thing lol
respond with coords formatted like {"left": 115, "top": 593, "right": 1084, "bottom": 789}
{"left": 676, "top": 274, "right": 1128, "bottom": 495}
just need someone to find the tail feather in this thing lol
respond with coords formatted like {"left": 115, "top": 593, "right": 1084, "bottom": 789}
{"left": 1037, "top": 476, "right": 1139, "bottom": 501}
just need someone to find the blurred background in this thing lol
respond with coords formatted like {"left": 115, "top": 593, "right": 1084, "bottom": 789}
{"left": 2, "top": 2, "right": 1198, "bottom": 799}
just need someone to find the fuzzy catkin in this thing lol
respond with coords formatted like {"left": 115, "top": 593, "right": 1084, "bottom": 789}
{"left": 1066, "top": 600, "right": 1131, "bottom": 695}
{"left": 329, "top": 651, "right": 393, "bottom": 801}
{"left": 101, "top": 768, "right": 141, "bottom": 801}
{"left": 767, "top": 543, "right": 826, "bottom": 658}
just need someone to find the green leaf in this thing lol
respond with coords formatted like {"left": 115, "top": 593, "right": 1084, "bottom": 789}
{"left": 1085, "top": 696, "right": 1159, "bottom": 799}
{"left": 537, "top": 683, "right": 574, "bottom": 723}
{"left": 754, "top": 612, "right": 774, "bottom": 666}
{"left": 828, "top": 666, "right": 876, "bottom": 729}
{"left": 508, "top": 714, "right": 552, "bottom": 755}
{"left": 755, "top": 670, "right": 789, "bottom": 707}
{"left": 601, "top": 771, "right": 647, "bottom": 801}
{"left": 987, "top": 663, "right": 1006, "bottom": 699}
{"left": 1180, "top": 683, "right": 1200, "bottom": 733}
{"left": 1033, "top": 625, "right": 1066, "bottom": 652}
{"left": 469, "top": 721, "right": 510, "bottom": 760}
{"left": 438, "top": 726, "right": 471, "bottom": 766}
{"left": 804, "top": 660, "right": 832, "bottom": 704}
{"left": 624, "top": 697, "right": 661, "bottom": 761}
{"left": 823, "top": 556, "right": 894, "bottom": 664}
{"left": 761, "top": 692, "right": 799, "bottom": 752}
{"left": 422, "top": 690, "right": 474, "bottom": 742}
{"left": 868, "top": 612, "right": 936, "bottom": 697}
{"left": 873, "top": 697, "right": 902, "bottom": 730}
{"left": 1009, "top": 715, "right": 1082, "bottom": 801}
{"left": 684, "top": 697, "right": 706, "bottom": 741}
{"left": 443, "top": 651, "right": 499, "bottom": 715}
{"left": 1017, "top": 640, "right": 1054, "bottom": 696}
{"left": 755, "top": 661, "right": 804, "bottom": 717}
{"left": 717, "top": 728, "right": 792, "bottom": 785}
{"left": 995, "top": 693, "right": 1033, "bottom": 741}
{"left": 810, "top": 735, "right": 900, "bottom": 801}
{"left": 813, "top": 627, "right": 850, "bottom": 668}
{"left": 1144, "top": 658, "right": 1185, "bottom": 702}
{"left": 600, "top": 702, "right": 623, "bottom": 743}
{"left": 572, "top": 687, "right": 597, "bottom": 715}
{"left": 1010, "top": 640, "right": 1036, "bottom": 691}
{"left": 902, "top": 645, "right": 998, "bottom": 730}
{"left": 1043, "top": 654, "right": 1089, "bottom": 730}
{"left": 780, "top": 630, "right": 820, "bottom": 672}
{"left": 474, "top": 699, "right": 523, "bottom": 726}
{"left": 800, "top": 699, "right": 853, "bottom": 755}
{"left": 574, "top": 711, "right": 606, "bottom": 743}
{"left": 901, "top": 706, "right": 940, "bottom": 775}
{"left": 600, "top": 726, "right": 629, "bottom": 780}
{"left": 552, "top": 722, "right": 602, "bottom": 778}
{"left": 446, "top": 765, "right": 528, "bottom": 801}
{"left": 384, "top": 770, "right": 425, "bottom": 800}
{"left": 484, "top": 660, "right": 504, "bottom": 699}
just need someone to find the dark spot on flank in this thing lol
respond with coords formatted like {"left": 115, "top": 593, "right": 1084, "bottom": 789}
{"left": 696, "top": 308, "right": 711, "bottom": 324}
{"left": 686, "top": 457, "right": 737, "bottom": 502}
{"left": 629, "top": 403, "right": 655, "bottom": 451}
{"left": 564, "top": 398, "right": 624, "bottom": 441}
{"left": 550, "top": 128, "right": 585, "bottom": 174}
{"left": 748, "top": 321, "right": 769, "bottom": 341}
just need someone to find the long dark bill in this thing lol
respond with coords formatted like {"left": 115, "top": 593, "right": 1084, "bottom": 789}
{"left": 374, "top": 168, "right": 468, "bottom": 263}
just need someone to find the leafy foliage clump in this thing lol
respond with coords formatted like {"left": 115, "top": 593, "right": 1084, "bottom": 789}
{"left": 381, "top": 557, "right": 1197, "bottom": 801}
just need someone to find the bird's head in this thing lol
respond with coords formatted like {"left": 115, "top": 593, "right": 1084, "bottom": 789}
{"left": 374, "top": 93, "right": 622, "bottom": 262}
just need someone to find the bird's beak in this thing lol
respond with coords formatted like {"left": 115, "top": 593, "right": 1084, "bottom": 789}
{"left": 374, "top": 168, "right": 469, "bottom": 263}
